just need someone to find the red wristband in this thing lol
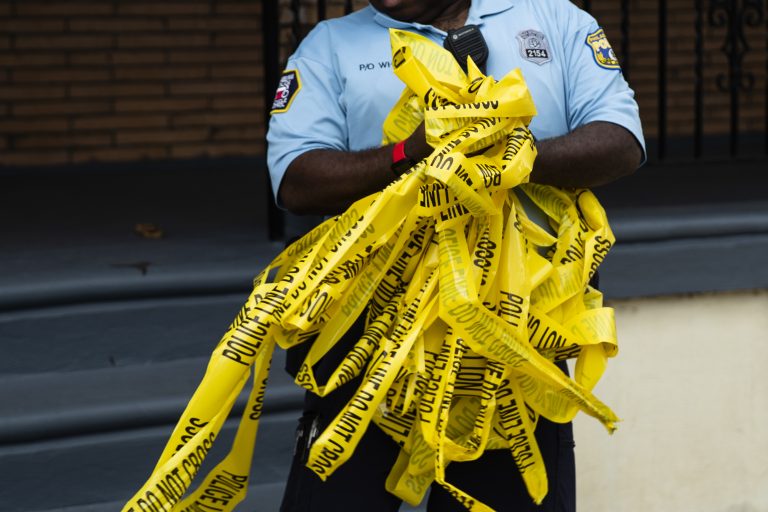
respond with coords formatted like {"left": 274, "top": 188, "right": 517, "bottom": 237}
{"left": 392, "top": 140, "right": 408, "bottom": 163}
{"left": 391, "top": 140, "right": 416, "bottom": 176}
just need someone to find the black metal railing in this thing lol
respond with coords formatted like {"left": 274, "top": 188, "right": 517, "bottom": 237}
{"left": 582, "top": 0, "right": 767, "bottom": 161}
{"left": 658, "top": 0, "right": 669, "bottom": 160}
{"left": 262, "top": 0, "right": 768, "bottom": 237}
{"left": 708, "top": 0, "right": 765, "bottom": 156}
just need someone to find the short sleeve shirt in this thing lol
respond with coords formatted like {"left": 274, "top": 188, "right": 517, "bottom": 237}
{"left": 267, "top": 0, "right": 646, "bottom": 203}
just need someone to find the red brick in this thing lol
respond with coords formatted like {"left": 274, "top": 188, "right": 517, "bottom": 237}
{"left": 211, "top": 65, "right": 262, "bottom": 79}
{"left": 0, "top": 20, "right": 66, "bottom": 33}
{"left": 117, "top": 33, "right": 211, "bottom": 49}
{"left": 16, "top": 3, "right": 114, "bottom": 16}
{"left": 326, "top": 3, "right": 364, "bottom": 18}
{"left": 278, "top": 9, "right": 294, "bottom": 24}
{"left": 115, "top": 97, "right": 208, "bottom": 113}
{"left": 114, "top": 66, "right": 208, "bottom": 81}
{"left": 116, "top": 127, "right": 209, "bottom": 145}
{"left": 15, "top": 34, "right": 113, "bottom": 50}
{"left": 13, "top": 100, "right": 112, "bottom": 116}
{"left": 212, "top": 126, "right": 263, "bottom": 141}
{"left": 0, "top": 118, "right": 69, "bottom": 133}
{"left": 111, "top": 51, "right": 166, "bottom": 65}
{"left": 0, "top": 53, "right": 68, "bottom": 67}
{"left": 169, "top": 145, "right": 204, "bottom": 159}
{"left": 0, "top": 85, "right": 67, "bottom": 100}
{"left": 73, "top": 114, "right": 168, "bottom": 130}
{"left": 118, "top": 3, "right": 211, "bottom": 15}
{"left": 214, "top": 2, "right": 262, "bottom": 15}
{"left": 169, "top": 81, "right": 259, "bottom": 95}
{"left": 213, "top": 33, "right": 260, "bottom": 47}
{"left": 69, "top": 83, "right": 165, "bottom": 98}
{"left": 173, "top": 110, "right": 260, "bottom": 127}
{"left": 72, "top": 146, "right": 168, "bottom": 164}
{"left": 12, "top": 68, "right": 111, "bottom": 83}
{"left": 168, "top": 49, "right": 260, "bottom": 64}
{"left": 167, "top": 17, "right": 261, "bottom": 31}
{"left": 0, "top": 151, "right": 70, "bottom": 166}
{"left": 211, "top": 96, "right": 263, "bottom": 110}
{"left": 67, "top": 52, "right": 113, "bottom": 65}
{"left": 171, "top": 141, "right": 260, "bottom": 159}
{"left": 15, "top": 133, "right": 112, "bottom": 149}
{"left": 69, "top": 18, "right": 166, "bottom": 32}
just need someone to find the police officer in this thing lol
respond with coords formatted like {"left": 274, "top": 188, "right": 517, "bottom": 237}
{"left": 267, "top": 1, "right": 644, "bottom": 510}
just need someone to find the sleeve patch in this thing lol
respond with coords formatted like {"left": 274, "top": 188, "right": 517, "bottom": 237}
{"left": 585, "top": 28, "right": 620, "bottom": 70}
{"left": 271, "top": 69, "right": 302, "bottom": 113}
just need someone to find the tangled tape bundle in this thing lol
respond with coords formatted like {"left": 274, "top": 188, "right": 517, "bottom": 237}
{"left": 123, "top": 29, "right": 619, "bottom": 512}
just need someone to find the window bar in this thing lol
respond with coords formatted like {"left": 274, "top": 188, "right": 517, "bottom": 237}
{"left": 620, "top": 0, "right": 630, "bottom": 81}
{"left": 658, "top": 0, "right": 668, "bottom": 160}
{"left": 263, "top": 0, "right": 284, "bottom": 240}
{"left": 761, "top": 1, "right": 768, "bottom": 156}
{"left": 290, "top": 0, "right": 302, "bottom": 50}
{"left": 727, "top": 2, "right": 740, "bottom": 157}
{"left": 694, "top": 0, "right": 704, "bottom": 158}
{"left": 318, "top": 0, "right": 327, "bottom": 21}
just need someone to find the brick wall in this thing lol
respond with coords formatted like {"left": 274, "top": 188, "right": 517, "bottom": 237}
{"left": 1, "top": 1, "right": 765, "bottom": 169}
{"left": 0, "top": 1, "right": 263, "bottom": 167}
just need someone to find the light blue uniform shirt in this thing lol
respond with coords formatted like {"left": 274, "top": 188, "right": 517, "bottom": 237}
{"left": 267, "top": 0, "right": 645, "bottom": 204}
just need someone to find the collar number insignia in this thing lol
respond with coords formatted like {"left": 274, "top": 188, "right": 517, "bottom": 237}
{"left": 517, "top": 29, "right": 551, "bottom": 65}
{"left": 586, "top": 28, "right": 620, "bottom": 70}
{"left": 271, "top": 69, "right": 301, "bottom": 114}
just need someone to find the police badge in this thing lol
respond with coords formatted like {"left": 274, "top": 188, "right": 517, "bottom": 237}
{"left": 516, "top": 29, "right": 551, "bottom": 65}
{"left": 586, "top": 28, "right": 620, "bottom": 70}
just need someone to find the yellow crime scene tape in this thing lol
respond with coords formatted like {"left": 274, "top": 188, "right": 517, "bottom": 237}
{"left": 122, "top": 29, "right": 620, "bottom": 512}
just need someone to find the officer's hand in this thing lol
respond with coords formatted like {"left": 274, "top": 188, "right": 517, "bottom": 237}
{"left": 404, "top": 122, "right": 432, "bottom": 162}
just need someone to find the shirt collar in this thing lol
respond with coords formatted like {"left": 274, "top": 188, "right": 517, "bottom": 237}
{"left": 371, "top": 0, "right": 514, "bottom": 33}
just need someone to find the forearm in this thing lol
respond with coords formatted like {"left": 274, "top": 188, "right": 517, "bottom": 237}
{"left": 279, "top": 124, "right": 431, "bottom": 216}
{"left": 278, "top": 146, "right": 396, "bottom": 215}
{"left": 530, "top": 121, "right": 643, "bottom": 188}
{"left": 279, "top": 121, "right": 641, "bottom": 214}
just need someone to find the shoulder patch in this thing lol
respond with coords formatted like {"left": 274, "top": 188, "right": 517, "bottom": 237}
{"left": 271, "top": 69, "right": 301, "bottom": 113}
{"left": 585, "top": 28, "right": 620, "bottom": 70}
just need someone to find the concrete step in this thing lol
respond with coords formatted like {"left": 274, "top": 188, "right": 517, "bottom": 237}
{"left": 0, "top": 410, "right": 298, "bottom": 512}
{"left": 0, "top": 353, "right": 302, "bottom": 445}
{"left": 0, "top": 293, "right": 303, "bottom": 510}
